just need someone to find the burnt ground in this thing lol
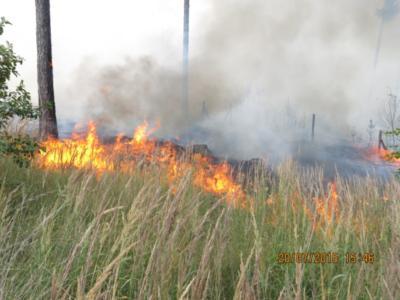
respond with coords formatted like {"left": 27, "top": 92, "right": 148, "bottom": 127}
{"left": 184, "top": 140, "right": 397, "bottom": 181}
{"left": 100, "top": 135, "right": 397, "bottom": 183}
{"left": 290, "top": 141, "right": 396, "bottom": 181}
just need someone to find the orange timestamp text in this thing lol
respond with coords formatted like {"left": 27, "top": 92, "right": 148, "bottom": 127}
{"left": 278, "top": 252, "right": 339, "bottom": 264}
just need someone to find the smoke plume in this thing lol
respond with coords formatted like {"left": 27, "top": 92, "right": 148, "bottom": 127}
{"left": 66, "top": 0, "right": 400, "bottom": 159}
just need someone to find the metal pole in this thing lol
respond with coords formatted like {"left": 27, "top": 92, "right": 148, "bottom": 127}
{"left": 182, "top": 0, "right": 190, "bottom": 116}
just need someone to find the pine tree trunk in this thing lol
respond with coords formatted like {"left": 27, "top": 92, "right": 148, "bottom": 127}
{"left": 36, "top": 0, "right": 58, "bottom": 139}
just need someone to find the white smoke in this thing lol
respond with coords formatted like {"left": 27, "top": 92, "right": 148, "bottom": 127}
{"left": 63, "top": 0, "right": 400, "bottom": 159}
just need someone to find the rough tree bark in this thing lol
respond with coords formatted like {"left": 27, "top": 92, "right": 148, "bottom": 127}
{"left": 36, "top": 0, "right": 58, "bottom": 139}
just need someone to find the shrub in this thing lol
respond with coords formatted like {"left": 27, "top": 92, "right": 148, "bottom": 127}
{"left": 0, "top": 17, "right": 40, "bottom": 166}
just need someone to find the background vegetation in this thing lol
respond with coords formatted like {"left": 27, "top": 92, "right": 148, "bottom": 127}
{"left": 0, "top": 18, "right": 40, "bottom": 166}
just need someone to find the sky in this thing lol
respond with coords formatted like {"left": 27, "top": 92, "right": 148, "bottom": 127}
{"left": 0, "top": 0, "right": 399, "bottom": 155}
{"left": 0, "top": 0, "right": 210, "bottom": 118}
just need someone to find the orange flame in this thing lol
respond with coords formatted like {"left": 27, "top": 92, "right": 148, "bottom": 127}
{"left": 37, "top": 121, "right": 247, "bottom": 206}
{"left": 314, "top": 182, "right": 340, "bottom": 227}
{"left": 302, "top": 182, "right": 340, "bottom": 237}
{"left": 365, "top": 147, "right": 400, "bottom": 167}
{"left": 192, "top": 157, "right": 246, "bottom": 206}
{"left": 288, "top": 183, "right": 340, "bottom": 232}
{"left": 39, "top": 121, "right": 113, "bottom": 173}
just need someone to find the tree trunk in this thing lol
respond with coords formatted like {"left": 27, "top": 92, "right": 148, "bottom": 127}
{"left": 36, "top": 0, "right": 58, "bottom": 139}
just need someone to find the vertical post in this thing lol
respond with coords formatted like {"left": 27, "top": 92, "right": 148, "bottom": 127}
{"left": 182, "top": 0, "right": 190, "bottom": 117}
{"left": 311, "top": 113, "right": 316, "bottom": 141}
{"left": 378, "top": 130, "right": 388, "bottom": 150}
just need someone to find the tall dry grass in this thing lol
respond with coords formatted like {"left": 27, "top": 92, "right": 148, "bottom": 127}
{"left": 0, "top": 157, "right": 399, "bottom": 299}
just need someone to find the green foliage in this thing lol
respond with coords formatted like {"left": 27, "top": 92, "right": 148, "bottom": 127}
{"left": 0, "top": 133, "right": 41, "bottom": 167}
{"left": 0, "top": 17, "right": 39, "bottom": 129}
{"left": 385, "top": 128, "right": 400, "bottom": 137}
{"left": 0, "top": 17, "right": 40, "bottom": 166}
{"left": 384, "top": 129, "right": 400, "bottom": 171}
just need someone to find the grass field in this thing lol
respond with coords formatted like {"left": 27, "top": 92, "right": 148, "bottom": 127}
{"left": 0, "top": 157, "right": 399, "bottom": 299}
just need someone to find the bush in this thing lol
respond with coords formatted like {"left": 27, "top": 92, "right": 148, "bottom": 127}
{"left": 385, "top": 129, "right": 400, "bottom": 159}
{"left": 0, "top": 132, "right": 41, "bottom": 167}
{"left": 0, "top": 17, "right": 40, "bottom": 166}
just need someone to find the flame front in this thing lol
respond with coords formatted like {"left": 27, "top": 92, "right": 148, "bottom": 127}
{"left": 364, "top": 147, "right": 400, "bottom": 167}
{"left": 193, "top": 157, "right": 245, "bottom": 206}
{"left": 37, "top": 122, "right": 247, "bottom": 206}
{"left": 39, "top": 121, "right": 113, "bottom": 172}
{"left": 314, "top": 182, "right": 340, "bottom": 228}
{"left": 133, "top": 121, "right": 150, "bottom": 144}
{"left": 287, "top": 182, "right": 340, "bottom": 234}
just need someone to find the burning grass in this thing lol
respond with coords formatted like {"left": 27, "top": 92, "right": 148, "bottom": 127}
{"left": 37, "top": 122, "right": 247, "bottom": 207}
{"left": 364, "top": 146, "right": 400, "bottom": 168}
{"left": 0, "top": 155, "right": 399, "bottom": 299}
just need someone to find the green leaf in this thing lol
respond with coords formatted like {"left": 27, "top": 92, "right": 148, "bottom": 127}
{"left": 0, "top": 16, "right": 39, "bottom": 131}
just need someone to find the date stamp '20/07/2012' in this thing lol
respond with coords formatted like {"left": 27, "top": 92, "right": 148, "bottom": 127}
{"left": 277, "top": 252, "right": 375, "bottom": 264}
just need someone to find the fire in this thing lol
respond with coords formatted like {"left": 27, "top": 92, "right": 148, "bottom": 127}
{"left": 294, "top": 182, "right": 340, "bottom": 232}
{"left": 39, "top": 121, "right": 113, "bottom": 172}
{"left": 313, "top": 182, "right": 340, "bottom": 228}
{"left": 132, "top": 121, "right": 155, "bottom": 145}
{"left": 266, "top": 183, "right": 341, "bottom": 233}
{"left": 37, "top": 121, "right": 247, "bottom": 206}
{"left": 365, "top": 147, "right": 400, "bottom": 167}
{"left": 192, "top": 157, "right": 246, "bottom": 206}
